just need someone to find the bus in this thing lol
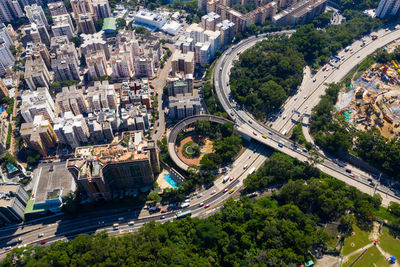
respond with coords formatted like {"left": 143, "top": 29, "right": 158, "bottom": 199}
{"left": 176, "top": 210, "right": 192, "bottom": 219}
{"left": 248, "top": 167, "right": 256, "bottom": 175}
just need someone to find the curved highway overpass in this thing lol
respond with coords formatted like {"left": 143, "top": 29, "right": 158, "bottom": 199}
{"left": 214, "top": 27, "right": 400, "bottom": 206}
{"left": 3, "top": 28, "right": 400, "bottom": 258}
{"left": 167, "top": 115, "right": 231, "bottom": 170}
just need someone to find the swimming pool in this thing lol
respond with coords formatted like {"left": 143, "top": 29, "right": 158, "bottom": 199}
{"left": 163, "top": 174, "right": 180, "bottom": 189}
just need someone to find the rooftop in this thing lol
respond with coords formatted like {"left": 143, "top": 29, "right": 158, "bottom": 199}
{"left": 69, "top": 131, "right": 151, "bottom": 180}
{"left": 102, "top": 17, "right": 117, "bottom": 31}
{"left": 0, "top": 183, "right": 19, "bottom": 207}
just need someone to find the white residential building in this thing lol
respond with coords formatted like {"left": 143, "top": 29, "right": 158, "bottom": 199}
{"left": 20, "top": 87, "right": 56, "bottom": 123}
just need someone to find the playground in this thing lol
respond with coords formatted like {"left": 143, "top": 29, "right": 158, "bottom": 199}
{"left": 176, "top": 135, "right": 213, "bottom": 166}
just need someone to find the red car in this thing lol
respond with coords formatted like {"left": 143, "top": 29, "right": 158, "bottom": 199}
{"left": 253, "top": 131, "right": 257, "bottom": 136}
{"left": 204, "top": 204, "right": 210, "bottom": 209}
{"left": 229, "top": 177, "right": 234, "bottom": 181}
{"left": 223, "top": 188, "right": 228, "bottom": 193}
{"left": 161, "top": 209, "right": 167, "bottom": 213}
{"left": 40, "top": 240, "right": 46, "bottom": 245}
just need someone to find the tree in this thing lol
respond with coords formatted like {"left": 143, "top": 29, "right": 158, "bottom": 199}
{"left": 70, "top": 36, "right": 82, "bottom": 48}
{"left": 95, "top": 18, "right": 104, "bottom": 32}
{"left": 27, "top": 150, "right": 41, "bottom": 164}
{"left": 135, "top": 26, "right": 148, "bottom": 34}
{"left": 116, "top": 18, "right": 126, "bottom": 29}
{"left": 147, "top": 191, "right": 161, "bottom": 203}
{"left": 339, "top": 214, "right": 356, "bottom": 236}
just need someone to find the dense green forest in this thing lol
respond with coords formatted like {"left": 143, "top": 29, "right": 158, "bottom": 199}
{"left": 230, "top": 35, "right": 305, "bottom": 119}
{"left": 193, "top": 121, "right": 243, "bottom": 171}
{"left": 2, "top": 153, "right": 391, "bottom": 267}
{"left": 230, "top": 14, "right": 383, "bottom": 118}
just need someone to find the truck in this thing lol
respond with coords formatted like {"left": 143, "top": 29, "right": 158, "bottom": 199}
{"left": 180, "top": 202, "right": 190, "bottom": 208}
{"left": 248, "top": 167, "right": 256, "bottom": 175}
{"left": 6, "top": 238, "right": 22, "bottom": 247}
{"left": 223, "top": 175, "right": 230, "bottom": 183}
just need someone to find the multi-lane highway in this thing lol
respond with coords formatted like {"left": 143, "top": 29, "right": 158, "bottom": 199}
{"left": 214, "top": 27, "right": 400, "bottom": 207}
{"left": 0, "top": 141, "right": 269, "bottom": 257}
{"left": 3, "top": 26, "right": 400, "bottom": 259}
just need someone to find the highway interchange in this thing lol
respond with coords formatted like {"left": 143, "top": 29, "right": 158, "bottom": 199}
{"left": 214, "top": 26, "right": 400, "bottom": 207}
{"left": 2, "top": 25, "right": 400, "bottom": 257}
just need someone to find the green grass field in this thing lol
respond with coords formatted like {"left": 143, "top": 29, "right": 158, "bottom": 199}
{"left": 342, "top": 225, "right": 371, "bottom": 255}
{"left": 343, "top": 246, "right": 389, "bottom": 267}
{"left": 378, "top": 226, "right": 400, "bottom": 260}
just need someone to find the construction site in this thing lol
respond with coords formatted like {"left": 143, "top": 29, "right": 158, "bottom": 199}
{"left": 336, "top": 59, "right": 400, "bottom": 138}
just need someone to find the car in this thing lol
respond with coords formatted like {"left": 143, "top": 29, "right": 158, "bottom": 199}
{"left": 199, "top": 202, "right": 204, "bottom": 207}
{"left": 229, "top": 176, "right": 234, "bottom": 181}
{"left": 40, "top": 240, "right": 46, "bottom": 245}
{"left": 304, "top": 96, "right": 307, "bottom": 99}
{"left": 197, "top": 193, "right": 203, "bottom": 198}
{"left": 5, "top": 246, "right": 11, "bottom": 251}
{"left": 128, "top": 221, "right": 135, "bottom": 226}
{"left": 161, "top": 209, "right": 167, "bottom": 213}
{"left": 160, "top": 215, "right": 165, "bottom": 219}
{"left": 211, "top": 190, "right": 216, "bottom": 195}
{"left": 204, "top": 204, "right": 210, "bottom": 208}
{"left": 326, "top": 68, "right": 330, "bottom": 71}
{"left": 278, "top": 143, "right": 283, "bottom": 148}
{"left": 38, "top": 233, "right": 44, "bottom": 238}
{"left": 324, "top": 74, "right": 327, "bottom": 78}
{"left": 268, "top": 131, "right": 272, "bottom": 135}
{"left": 370, "top": 182, "right": 375, "bottom": 187}
{"left": 345, "top": 169, "right": 352, "bottom": 174}
{"left": 248, "top": 120, "right": 253, "bottom": 124}
{"left": 313, "top": 78, "right": 317, "bottom": 82}
{"left": 223, "top": 188, "right": 228, "bottom": 193}
{"left": 294, "top": 97, "right": 297, "bottom": 101}
{"left": 350, "top": 174, "right": 355, "bottom": 178}
{"left": 229, "top": 188, "right": 235, "bottom": 194}
{"left": 253, "top": 131, "right": 257, "bottom": 136}
{"left": 368, "top": 178, "right": 372, "bottom": 182}
{"left": 118, "top": 217, "right": 125, "bottom": 221}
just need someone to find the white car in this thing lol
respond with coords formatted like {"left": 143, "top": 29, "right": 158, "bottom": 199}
{"left": 211, "top": 190, "right": 216, "bottom": 195}
{"left": 38, "top": 233, "right": 44, "bottom": 238}
{"left": 128, "top": 221, "right": 134, "bottom": 226}
{"left": 199, "top": 202, "right": 204, "bottom": 207}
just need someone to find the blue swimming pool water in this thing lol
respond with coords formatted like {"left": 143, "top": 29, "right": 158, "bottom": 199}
{"left": 163, "top": 174, "right": 180, "bottom": 189}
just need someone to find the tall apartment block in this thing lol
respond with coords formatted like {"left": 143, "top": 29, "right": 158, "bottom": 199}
{"left": 0, "top": 78, "right": 9, "bottom": 98}
{"left": 0, "top": 23, "right": 12, "bottom": 48}
{"left": 24, "top": 22, "right": 50, "bottom": 46}
{"left": 53, "top": 111, "right": 90, "bottom": 148}
{"left": 25, "top": 42, "right": 51, "bottom": 69}
{"left": 20, "top": 115, "right": 58, "bottom": 156}
{"left": 51, "top": 56, "right": 80, "bottom": 82}
{"left": 86, "top": 50, "right": 108, "bottom": 79}
{"left": 216, "top": 19, "right": 235, "bottom": 46}
{"left": 77, "top": 13, "right": 96, "bottom": 34}
{"left": 24, "top": 4, "right": 48, "bottom": 26}
{"left": 56, "top": 85, "right": 88, "bottom": 115}
{"left": 52, "top": 14, "right": 75, "bottom": 39}
{"left": 201, "top": 12, "right": 221, "bottom": 31}
{"left": 86, "top": 80, "right": 117, "bottom": 111}
{"left": 66, "top": 131, "right": 160, "bottom": 201}
{"left": 376, "top": 0, "right": 400, "bottom": 17}
{"left": 92, "top": 0, "right": 111, "bottom": 18}
{"left": 81, "top": 31, "right": 110, "bottom": 59}
{"left": 167, "top": 74, "right": 194, "bottom": 96}
{"left": 171, "top": 50, "right": 195, "bottom": 75}
{"left": 48, "top": 1, "right": 68, "bottom": 16}
{"left": 133, "top": 57, "right": 155, "bottom": 78}
{"left": 24, "top": 57, "right": 51, "bottom": 90}
{"left": 0, "top": 183, "right": 29, "bottom": 224}
{"left": 272, "top": 0, "right": 327, "bottom": 26}
{"left": 0, "top": 38, "right": 14, "bottom": 70}
{"left": 20, "top": 87, "right": 56, "bottom": 123}
{"left": 168, "top": 93, "right": 201, "bottom": 120}
{"left": 71, "top": 0, "right": 96, "bottom": 19}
